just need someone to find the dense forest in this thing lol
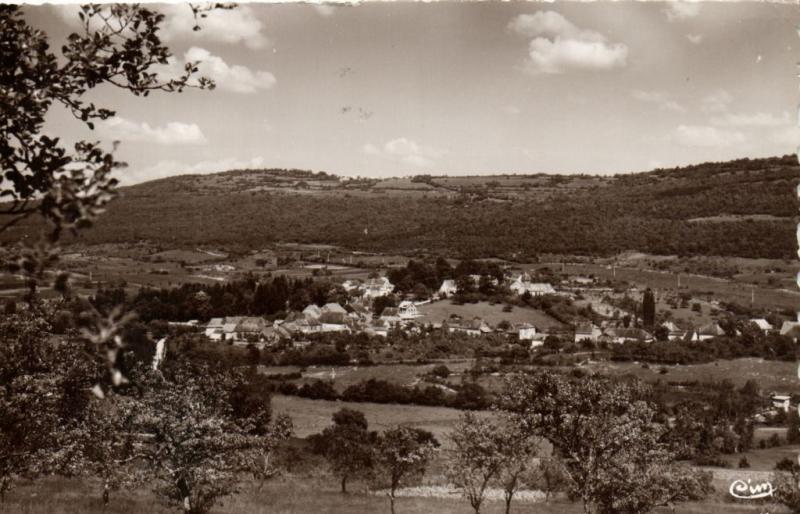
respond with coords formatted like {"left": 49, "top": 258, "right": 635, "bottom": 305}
{"left": 5, "top": 155, "right": 797, "bottom": 259}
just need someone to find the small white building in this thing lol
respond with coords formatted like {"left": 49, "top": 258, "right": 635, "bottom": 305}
{"left": 771, "top": 394, "right": 792, "bottom": 413}
{"left": 363, "top": 277, "right": 395, "bottom": 299}
{"left": 438, "top": 279, "right": 457, "bottom": 297}
{"left": 517, "top": 323, "right": 538, "bottom": 341}
{"left": 750, "top": 319, "right": 774, "bottom": 332}
{"left": 509, "top": 274, "right": 556, "bottom": 297}
{"left": 574, "top": 323, "right": 602, "bottom": 344}
{"left": 398, "top": 300, "right": 420, "bottom": 319}
{"left": 302, "top": 304, "right": 322, "bottom": 320}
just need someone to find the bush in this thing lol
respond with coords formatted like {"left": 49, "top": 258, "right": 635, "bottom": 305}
{"left": 431, "top": 364, "right": 450, "bottom": 378}
{"left": 775, "top": 457, "right": 800, "bottom": 472}
{"left": 738, "top": 457, "right": 750, "bottom": 469}
{"left": 297, "top": 380, "right": 338, "bottom": 400}
{"left": 694, "top": 453, "right": 730, "bottom": 468}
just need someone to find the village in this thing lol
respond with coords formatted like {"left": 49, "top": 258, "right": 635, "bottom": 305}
{"left": 190, "top": 267, "right": 800, "bottom": 349}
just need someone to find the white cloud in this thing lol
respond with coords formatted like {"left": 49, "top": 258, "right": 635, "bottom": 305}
{"left": 686, "top": 34, "right": 703, "bottom": 44}
{"left": 362, "top": 138, "right": 442, "bottom": 168}
{"left": 121, "top": 156, "right": 268, "bottom": 185}
{"left": 155, "top": 47, "right": 276, "bottom": 94}
{"left": 99, "top": 117, "right": 206, "bottom": 145}
{"left": 54, "top": 5, "right": 269, "bottom": 50}
{"left": 770, "top": 126, "right": 800, "bottom": 147}
{"left": 509, "top": 12, "right": 627, "bottom": 74}
{"left": 710, "top": 111, "right": 790, "bottom": 128}
{"left": 664, "top": 2, "right": 701, "bottom": 22}
{"left": 672, "top": 125, "right": 745, "bottom": 147}
{"left": 159, "top": 5, "right": 269, "bottom": 50}
{"left": 632, "top": 90, "right": 685, "bottom": 113}
{"left": 700, "top": 90, "right": 733, "bottom": 113}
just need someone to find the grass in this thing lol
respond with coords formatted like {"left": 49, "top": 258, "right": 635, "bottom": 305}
{"left": 299, "top": 362, "right": 473, "bottom": 392}
{"left": 416, "top": 300, "right": 564, "bottom": 330}
{"left": 271, "top": 394, "right": 487, "bottom": 444}
{"left": 536, "top": 262, "right": 799, "bottom": 311}
{"left": 0, "top": 475, "right": 788, "bottom": 514}
{"left": 584, "top": 358, "right": 800, "bottom": 394}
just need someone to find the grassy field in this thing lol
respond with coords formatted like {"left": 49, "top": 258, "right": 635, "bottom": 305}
{"left": 533, "top": 262, "right": 800, "bottom": 311}
{"left": 0, "top": 475, "right": 786, "bottom": 514}
{"left": 271, "top": 394, "right": 488, "bottom": 443}
{"left": 298, "top": 361, "right": 473, "bottom": 392}
{"left": 417, "top": 300, "right": 564, "bottom": 330}
{"left": 584, "top": 358, "right": 800, "bottom": 394}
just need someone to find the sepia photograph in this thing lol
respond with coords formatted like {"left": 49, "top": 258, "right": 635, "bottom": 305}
{"left": 2, "top": 1, "right": 800, "bottom": 512}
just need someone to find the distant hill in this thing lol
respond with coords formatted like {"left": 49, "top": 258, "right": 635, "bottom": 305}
{"left": 5, "top": 156, "right": 798, "bottom": 259}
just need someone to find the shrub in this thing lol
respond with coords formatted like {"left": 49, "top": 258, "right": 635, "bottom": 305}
{"left": 431, "top": 364, "right": 451, "bottom": 379}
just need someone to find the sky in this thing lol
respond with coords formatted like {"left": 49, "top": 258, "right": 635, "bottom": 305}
{"left": 24, "top": 1, "right": 800, "bottom": 184}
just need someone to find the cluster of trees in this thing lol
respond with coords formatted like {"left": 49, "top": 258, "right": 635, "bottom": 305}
{"left": 387, "top": 258, "right": 505, "bottom": 300}
{"left": 654, "top": 379, "right": 762, "bottom": 465}
{"left": 305, "top": 371, "right": 716, "bottom": 514}
{"left": 609, "top": 331, "right": 798, "bottom": 364}
{"left": 92, "top": 275, "right": 348, "bottom": 322}
{"left": 281, "top": 377, "right": 492, "bottom": 411}
{"left": 308, "top": 410, "right": 438, "bottom": 514}
{"left": 0, "top": 311, "right": 292, "bottom": 512}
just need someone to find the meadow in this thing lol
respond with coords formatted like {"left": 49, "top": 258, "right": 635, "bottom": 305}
{"left": 583, "top": 358, "right": 800, "bottom": 394}
{"left": 0, "top": 474, "right": 786, "bottom": 514}
{"left": 416, "top": 300, "right": 565, "bottom": 331}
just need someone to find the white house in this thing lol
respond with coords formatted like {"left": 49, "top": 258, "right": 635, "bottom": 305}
{"left": 302, "top": 304, "right": 322, "bottom": 320}
{"left": 362, "top": 277, "right": 394, "bottom": 299}
{"left": 398, "top": 300, "right": 420, "bottom": 319}
{"left": 780, "top": 320, "right": 800, "bottom": 336}
{"left": 517, "top": 323, "right": 538, "bottom": 341}
{"left": 662, "top": 321, "right": 686, "bottom": 341}
{"left": 204, "top": 317, "right": 225, "bottom": 341}
{"left": 509, "top": 274, "right": 556, "bottom": 297}
{"left": 750, "top": 319, "right": 774, "bottom": 332}
{"left": 574, "top": 323, "right": 602, "bottom": 344}
{"left": 438, "top": 279, "right": 458, "bottom": 297}
{"left": 449, "top": 318, "right": 492, "bottom": 336}
{"left": 771, "top": 394, "right": 792, "bottom": 413}
{"left": 691, "top": 322, "right": 725, "bottom": 342}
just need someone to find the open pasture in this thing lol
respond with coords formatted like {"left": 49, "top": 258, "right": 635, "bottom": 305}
{"left": 416, "top": 300, "right": 565, "bottom": 330}
{"left": 584, "top": 358, "right": 800, "bottom": 394}
{"left": 0, "top": 475, "right": 784, "bottom": 514}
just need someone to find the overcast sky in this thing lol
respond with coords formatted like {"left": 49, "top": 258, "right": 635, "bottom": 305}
{"left": 26, "top": 2, "right": 800, "bottom": 184}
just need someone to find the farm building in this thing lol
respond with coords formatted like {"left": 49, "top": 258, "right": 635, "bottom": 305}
{"left": 302, "top": 304, "right": 322, "bottom": 320}
{"left": 320, "top": 303, "right": 348, "bottom": 324}
{"left": 691, "top": 323, "right": 725, "bottom": 342}
{"left": 750, "top": 318, "right": 774, "bottom": 332}
{"left": 771, "top": 394, "right": 792, "bottom": 413}
{"left": 509, "top": 274, "right": 556, "bottom": 296}
{"left": 662, "top": 321, "right": 687, "bottom": 341}
{"left": 574, "top": 323, "right": 602, "bottom": 343}
{"left": 517, "top": 323, "right": 538, "bottom": 341}
{"left": 362, "top": 276, "right": 395, "bottom": 299}
{"left": 398, "top": 301, "right": 420, "bottom": 319}
{"left": 448, "top": 317, "right": 492, "bottom": 336}
{"left": 602, "top": 327, "right": 653, "bottom": 344}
